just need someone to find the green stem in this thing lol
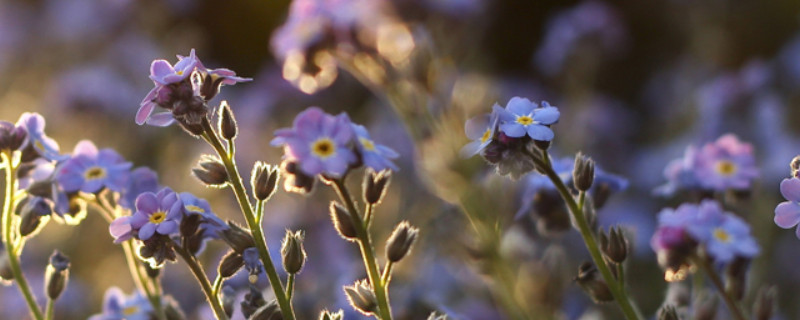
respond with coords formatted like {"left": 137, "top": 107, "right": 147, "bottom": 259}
{"left": 212, "top": 275, "right": 223, "bottom": 300}
{"left": 695, "top": 257, "right": 747, "bottom": 320}
{"left": 199, "top": 118, "right": 295, "bottom": 320}
{"left": 1, "top": 151, "right": 44, "bottom": 320}
{"left": 381, "top": 261, "right": 393, "bottom": 286}
{"left": 364, "top": 203, "right": 374, "bottom": 228}
{"left": 286, "top": 274, "right": 295, "bottom": 301}
{"left": 45, "top": 299, "right": 54, "bottom": 320}
{"left": 525, "top": 149, "right": 642, "bottom": 320}
{"left": 331, "top": 178, "right": 393, "bottom": 320}
{"left": 255, "top": 200, "right": 264, "bottom": 225}
{"left": 175, "top": 246, "right": 230, "bottom": 320}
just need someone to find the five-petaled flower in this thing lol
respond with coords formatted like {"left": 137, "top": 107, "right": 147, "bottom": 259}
{"left": 109, "top": 187, "right": 183, "bottom": 242}
{"left": 56, "top": 140, "right": 132, "bottom": 194}
{"left": 494, "top": 97, "right": 560, "bottom": 141}
{"left": 351, "top": 123, "right": 399, "bottom": 172}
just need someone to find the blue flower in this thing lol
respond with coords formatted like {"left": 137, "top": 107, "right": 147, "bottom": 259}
{"left": 775, "top": 177, "right": 800, "bottom": 239}
{"left": 109, "top": 187, "right": 182, "bottom": 242}
{"left": 495, "top": 97, "right": 560, "bottom": 141}
{"left": 16, "top": 112, "right": 65, "bottom": 161}
{"left": 179, "top": 192, "right": 226, "bottom": 237}
{"left": 271, "top": 107, "right": 357, "bottom": 177}
{"left": 88, "top": 287, "right": 153, "bottom": 320}
{"left": 55, "top": 140, "right": 132, "bottom": 194}
{"left": 119, "top": 167, "right": 159, "bottom": 210}
{"left": 460, "top": 108, "right": 499, "bottom": 158}
{"left": 351, "top": 123, "right": 399, "bottom": 171}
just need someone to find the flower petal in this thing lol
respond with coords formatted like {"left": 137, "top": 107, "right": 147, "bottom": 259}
{"left": 156, "top": 220, "right": 178, "bottom": 235}
{"left": 139, "top": 223, "right": 156, "bottom": 240}
{"left": 506, "top": 97, "right": 535, "bottom": 115}
{"left": 780, "top": 178, "right": 800, "bottom": 202}
{"left": 500, "top": 123, "right": 526, "bottom": 138}
{"left": 775, "top": 201, "right": 800, "bottom": 229}
{"left": 533, "top": 107, "right": 560, "bottom": 124}
{"left": 526, "top": 125, "right": 554, "bottom": 141}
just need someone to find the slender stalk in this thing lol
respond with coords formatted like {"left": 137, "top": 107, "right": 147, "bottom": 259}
{"left": 1, "top": 151, "right": 44, "bottom": 320}
{"left": 45, "top": 299, "right": 54, "bottom": 320}
{"left": 330, "top": 178, "right": 393, "bottom": 320}
{"left": 255, "top": 200, "right": 264, "bottom": 225}
{"left": 364, "top": 203, "right": 374, "bottom": 228}
{"left": 525, "top": 149, "right": 642, "bottom": 320}
{"left": 286, "top": 274, "right": 295, "bottom": 301}
{"left": 199, "top": 119, "right": 295, "bottom": 320}
{"left": 696, "top": 257, "right": 747, "bottom": 320}
{"left": 175, "top": 246, "right": 230, "bottom": 320}
{"left": 381, "top": 261, "right": 394, "bottom": 286}
{"left": 212, "top": 275, "right": 223, "bottom": 299}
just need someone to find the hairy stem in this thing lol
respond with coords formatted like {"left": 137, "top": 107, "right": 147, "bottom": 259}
{"left": 175, "top": 246, "right": 230, "bottom": 320}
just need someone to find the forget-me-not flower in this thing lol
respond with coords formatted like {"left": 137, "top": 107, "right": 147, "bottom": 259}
{"left": 56, "top": 140, "right": 132, "bottom": 194}
{"left": 495, "top": 97, "right": 560, "bottom": 141}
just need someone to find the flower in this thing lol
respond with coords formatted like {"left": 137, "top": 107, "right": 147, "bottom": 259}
{"left": 16, "top": 112, "right": 64, "bottom": 161}
{"left": 88, "top": 287, "right": 153, "bottom": 320}
{"left": 55, "top": 140, "right": 132, "bottom": 194}
{"left": 271, "top": 107, "right": 357, "bottom": 177}
{"left": 775, "top": 177, "right": 800, "bottom": 238}
{"left": 351, "top": 123, "right": 399, "bottom": 171}
{"left": 460, "top": 108, "right": 499, "bottom": 158}
{"left": 119, "top": 167, "right": 159, "bottom": 210}
{"left": 494, "top": 97, "right": 560, "bottom": 141}
{"left": 179, "top": 192, "right": 226, "bottom": 237}
{"left": 109, "top": 187, "right": 182, "bottom": 242}
{"left": 137, "top": 50, "right": 199, "bottom": 126}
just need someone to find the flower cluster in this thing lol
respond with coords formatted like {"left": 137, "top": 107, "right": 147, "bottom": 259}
{"left": 651, "top": 200, "right": 759, "bottom": 274}
{"left": 271, "top": 107, "right": 399, "bottom": 192}
{"left": 656, "top": 134, "right": 759, "bottom": 195}
{"left": 461, "top": 97, "right": 560, "bottom": 178}
{"left": 137, "top": 49, "right": 250, "bottom": 133}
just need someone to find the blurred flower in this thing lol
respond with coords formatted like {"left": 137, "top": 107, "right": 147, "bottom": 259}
{"left": 351, "top": 123, "right": 399, "bottom": 171}
{"left": 459, "top": 107, "right": 499, "bottom": 158}
{"left": 88, "top": 287, "right": 153, "bottom": 320}
{"left": 109, "top": 187, "right": 182, "bottom": 242}
{"left": 119, "top": 167, "right": 160, "bottom": 210}
{"left": 16, "top": 112, "right": 64, "bottom": 161}
{"left": 495, "top": 97, "right": 560, "bottom": 141}
{"left": 56, "top": 140, "right": 132, "bottom": 194}
{"left": 775, "top": 178, "right": 800, "bottom": 239}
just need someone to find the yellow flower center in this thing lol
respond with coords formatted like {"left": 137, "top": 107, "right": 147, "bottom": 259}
{"left": 311, "top": 138, "right": 336, "bottom": 158}
{"left": 176, "top": 70, "right": 184, "bottom": 75}
{"left": 185, "top": 205, "right": 205, "bottom": 214}
{"left": 715, "top": 160, "right": 737, "bottom": 176}
{"left": 516, "top": 115, "right": 534, "bottom": 126}
{"left": 84, "top": 167, "right": 107, "bottom": 180}
{"left": 713, "top": 228, "right": 730, "bottom": 243}
{"left": 149, "top": 211, "right": 167, "bottom": 224}
{"left": 34, "top": 140, "right": 45, "bottom": 151}
{"left": 359, "top": 137, "right": 375, "bottom": 151}
{"left": 123, "top": 306, "right": 139, "bottom": 316}
{"left": 480, "top": 128, "right": 492, "bottom": 143}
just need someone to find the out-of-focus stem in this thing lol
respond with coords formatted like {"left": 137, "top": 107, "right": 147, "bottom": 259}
{"left": 696, "top": 256, "right": 747, "bottom": 320}
{"left": 175, "top": 246, "right": 230, "bottom": 320}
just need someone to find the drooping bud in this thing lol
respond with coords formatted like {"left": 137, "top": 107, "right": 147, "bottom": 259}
{"left": 18, "top": 196, "right": 52, "bottom": 237}
{"left": 599, "top": 226, "right": 629, "bottom": 264}
{"left": 192, "top": 155, "right": 229, "bottom": 187}
{"left": 218, "top": 101, "right": 237, "bottom": 140}
{"left": 319, "top": 309, "right": 344, "bottom": 320}
{"left": 753, "top": 286, "right": 776, "bottom": 320}
{"left": 282, "top": 161, "right": 315, "bottom": 194}
{"left": 344, "top": 280, "right": 378, "bottom": 315}
{"left": 0, "top": 121, "right": 27, "bottom": 151}
{"left": 385, "top": 221, "right": 419, "bottom": 262}
{"left": 330, "top": 201, "right": 357, "bottom": 240}
{"left": 250, "top": 300, "right": 282, "bottom": 320}
{"left": 241, "top": 286, "right": 266, "bottom": 319}
{"left": 220, "top": 221, "right": 256, "bottom": 253}
{"left": 252, "top": 162, "right": 279, "bottom": 201}
{"left": 724, "top": 257, "right": 750, "bottom": 301}
{"left": 221, "top": 286, "right": 236, "bottom": 318}
{"left": 363, "top": 170, "right": 391, "bottom": 205}
{"left": 218, "top": 250, "right": 244, "bottom": 278}
{"left": 657, "top": 305, "right": 679, "bottom": 320}
{"left": 573, "top": 152, "right": 595, "bottom": 192}
{"left": 281, "top": 230, "right": 306, "bottom": 274}
{"left": 574, "top": 262, "right": 613, "bottom": 303}
{"left": 45, "top": 250, "right": 70, "bottom": 300}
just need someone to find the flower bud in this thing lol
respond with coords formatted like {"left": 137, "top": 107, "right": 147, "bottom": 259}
{"left": 724, "top": 257, "right": 750, "bottom": 301}
{"left": 251, "top": 300, "right": 283, "bottom": 320}
{"left": 0, "top": 247, "right": 13, "bottom": 284}
{"left": 600, "top": 226, "right": 629, "bottom": 264}
{"left": 753, "top": 286, "right": 776, "bottom": 320}
{"left": 218, "top": 250, "right": 244, "bottom": 278}
{"left": 344, "top": 280, "right": 377, "bottom": 315}
{"left": 574, "top": 262, "right": 613, "bottom": 303}
{"left": 319, "top": 310, "right": 344, "bottom": 320}
{"left": 283, "top": 161, "right": 315, "bottom": 194}
{"left": 192, "top": 156, "right": 229, "bottom": 187}
{"left": 180, "top": 213, "right": 202, "bottom": 238}
{"left": 657, "top": 305, "right": 679, "bottom": 320}
{"left": 386, "top": 221, "right": 419, "bottom": 262}
{"left": 18, "top": 196, "right": 52, "bottom": 237}
{"left": 252, "top": 162, "right": 279, "bottom": 201}
{"left": 791, "top": 155, "right": 800, "bottom": 178}
{"left": 241, "top": 286, "right": 266, "bottom": 319}
{"left": 573, "top": 152, "right": 595, "bottom": 192}
{"left": 143, "top": 261, "right": 161, "bottom": 279}
{"left": 281, "top": 230, "right": 306, "bottom": 274}
{"left": 221, "top": 286, "right": 236, "bottom": 318}
{"left": 220, "top": 221, "right": 256, "bottom": 253}
{"left": 45, "top": 250, "right": 70, "bottom": 300}
{"left": 218, "top": 101, "right": 237, "bottom": 140}
{"left": 363, "top": 170, "right": 391, "bottom": 205}
{"left": 0, "top": 121, "right": 27, "bottom": 151}
{"left": 330, "top": 201, "right": 357, "bottom": 240}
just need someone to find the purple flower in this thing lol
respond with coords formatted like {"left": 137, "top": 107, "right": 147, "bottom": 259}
{"left": 88, "top": 287, "right": 153, "bottom": 320}
{"left": 55, "top": 140, "right": 132, "bottom": 194}
{"left": 494, "top": 97, "right": 560, "bottom": 141}
{"left": 351, "top": 123, "right": 398, "bottom": 171}
{"left": 693, "top": 134, "right": 758, "bottom": 191}
{"left": 460, "top": 108, "right": 499, "bottom": 158}
{"left": 775, "top": 178, "right": 800, "bottom": 239}
{"left": 109, "top": 187, "right": 182, "bottom": 242}
{"left": 16, "top": 112, "right": 64, "bottom": 161}
{"left": 271, "top": 107, "right": 357, "bottom": 177}
{"left": 179, "top": 192, "right": 226, "bottom": 237}
{"left": 119, "top": 167, "right": 160, "bottom": 210}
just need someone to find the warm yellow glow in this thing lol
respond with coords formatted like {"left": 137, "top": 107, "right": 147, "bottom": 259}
{"left": 664, "top": 268, "right": 687, "bottom": 282}
{"left": 715, "top": 160, "right": 737, "bottom": 176}
{"left": 185, "top": 205, "right": 205, "bottom": 214}
{"left": 480, "top": 128, "right": 492, "bottom": 143}
{"left": 149, "top": 211, "right": 167, "bottom": 224}
{"left": 377, "top": 23, "right": 415, "bottom": 65}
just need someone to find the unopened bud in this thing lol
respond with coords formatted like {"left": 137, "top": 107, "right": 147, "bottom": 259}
{"left": 574, "top": 262, "right": 613, "bottom": 303}
{"left": 791, "top": 155, "right": 800, "bottom": 178}
{"left": 221, "top": 286, "right": 236, "bottom": 318}
{"left": 251, "top": 300, "right": 282, "bottom": 320}
{"left": 0, "top": 247, "right": 13, "bottom": 284}
{"left": 363, "top": 170, "right": 391, "bottom": 204}
{"left": 281, "top": 230, "right": 306, "bottom": 274}
{"left": 319, "top": 309, "right": 344, "bottom": 320}
{"left": 600, "top": 226, "right": 629, "bottom": 264}
{"left": 218, "top": 101, "right": 237, "bottom": 140}
{"left": 180, "top": 214, "right": 202, "bottom": 238}
{"left": 573, "top": 152, "right": 595, "bottom": 192}
{"left": 724, "top": 257, "right": 750, "bottom": 301}
{"left": 143, "top": 262, "right": 161, "bottom": 279}
{"left": 192, "top": 155, "right": 228, "bottom": 187}
{"left": 283, "top": 161, "right": 315, "bottom": 194}
{"left": 386, "top": 221, "right": 419, "bottom": 262}
{"left": 657, "top": 304, "right": 679, "bottom": 320}
{"left": 0, "top": 121, "right": 26, "bottom": 151}
{"left": 330, "top": 202, "right": 357, "bottom": 240}
{"left": 753, "top": 286, "right": 776, "bottom": 320}
{"left": 18, "top": 196, "right": 52, "bottom": 237}
{"left": 344, "top": 280, "right": 377, "bottom": 315}
{"left": 252, "top": 162, "right": 279, "bottom": 201}
{"left": 218, "top": 250, "right": 244, "bottom": 278}
{"left": 220, "top": 221, "right": 256, "bottom": 253}
{"left": 45, "top": 250, "right": 70, "bottom": 300}
{"left": 241, "top": 286, "right": 266, "bottom": 319}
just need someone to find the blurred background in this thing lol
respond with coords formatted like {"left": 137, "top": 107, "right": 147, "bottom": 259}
{"left": 2, "top": 0, "right": 800, "bottom": 319}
